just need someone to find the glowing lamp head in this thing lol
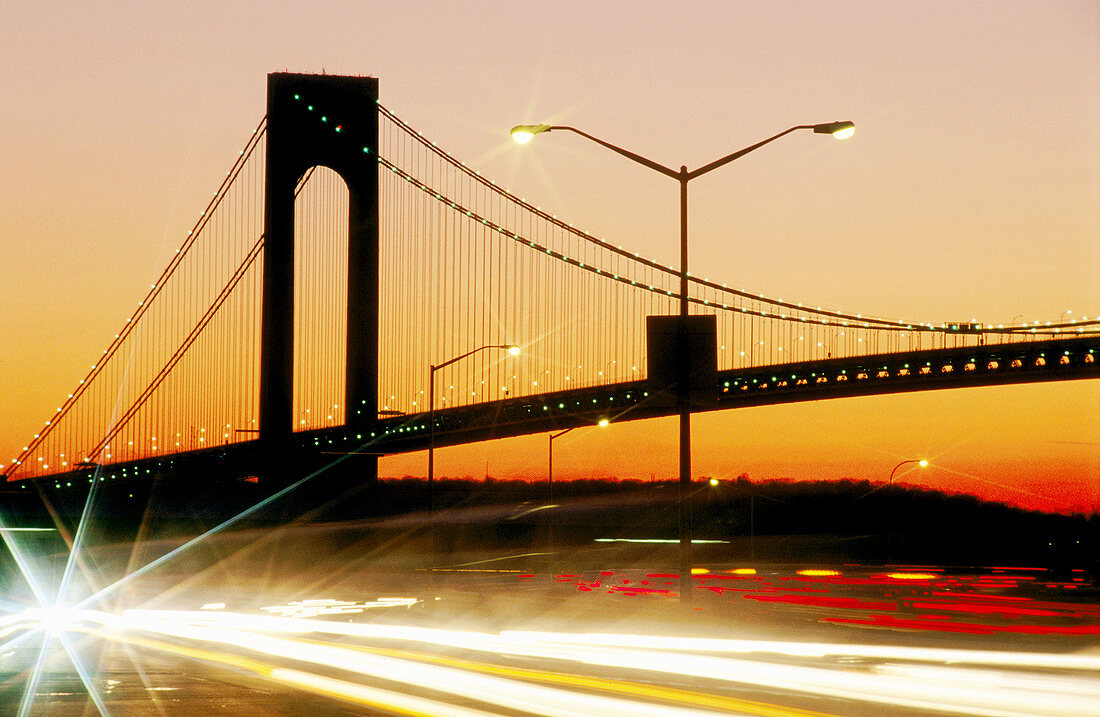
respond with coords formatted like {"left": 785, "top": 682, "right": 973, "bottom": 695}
{"left": 506, "top": 345, "right": 522, "bottom": 356}
{"left": 510, "top": 124, "right": 551, "bottom": 144}
{"left": 598, "top": 418, "right": 610, "bottom": 428}
{"left": 813, "top": 121, "right": 855, "bottom": 139}
{"left": 709, "top": 478, "right": 719, "bottom": 487}
{"left": 918, "top": 459, "right": 929, "bottom": 468}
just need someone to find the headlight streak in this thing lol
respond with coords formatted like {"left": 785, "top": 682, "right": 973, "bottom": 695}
{"left": 471, "top": 639, "right": 1097, "bottom": 717}
{"left": 73, "top": 617, "right": 794, "bottom": 716}
{"left": 40, "top": 609, "right": 1100, "bottom": 717}
{"left": 87, "top": 614, "right": 738, "bottom": 717}
{"left": 259, "top": 597, "right": 420, "bottom": 618}
{"left": 0, "top": 621, "right": 33, "bottom": 642}
{"left": 81, "top": 625, "right": 502, "bottom": 717}
{"left": 500, "top": 630, "right": 1100, "bottom": 672}
{"left": 116, "top": 609, "right": 1100, "bottom": 672}
{"left": 0, "top": 620, "right": 49, "bottom": 654}
{"left": 269, "top": 669, "right": 502, "bottom": 717}
{"left": 872, "top": 663, "right": 1100, "bottom": 701}
{"left": 323, "top": 642, "right": 839, "bottom": 717}
{"left": 0, "top": 613, "right": 33, "bottom": 630}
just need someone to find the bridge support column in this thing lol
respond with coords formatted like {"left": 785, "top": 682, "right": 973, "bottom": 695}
{"left": 258, "top": 73, "right": 379, "bottom": 489}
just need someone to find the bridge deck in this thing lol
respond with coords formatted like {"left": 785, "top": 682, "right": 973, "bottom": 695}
{"left": 353, "top": 335, "right": 1099, "bottom": 453}
{"left": 8, "top": 336, "right": 1095, "bottom": 492}
{"left": 19, "top": 334, "right": 1091, "bottom": 492}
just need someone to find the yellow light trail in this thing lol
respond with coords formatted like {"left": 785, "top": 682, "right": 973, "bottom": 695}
{"left": 12, "top": 608, "right": 1100, "bottom": 717}
{"left": 80, "top": 626, "right": 496, "bottom": 717}
{"left": 341, "top": 641, "right": 839, "bottom": 717}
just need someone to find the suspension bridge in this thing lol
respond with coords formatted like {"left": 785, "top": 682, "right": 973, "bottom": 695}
{"left": 4, "top": 73, "right": 1097, "bottom": 500}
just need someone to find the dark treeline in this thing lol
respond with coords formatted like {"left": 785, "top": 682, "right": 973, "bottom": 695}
{"left": 1, "top": 473, "right": 1095, "bottom": 571}
{"left": 372, "top": 475, "right": 1096, "bottom": 569}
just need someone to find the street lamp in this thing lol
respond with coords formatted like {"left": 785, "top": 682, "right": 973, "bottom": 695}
{"left": 547, "top": 418, "right": 610, "bottom": 574}
{"left": 427, "top": 344, "right": 520, "bottom": 552}
{"left": 512, "top": 118, "right": 854, "bottom": 602}
{"left": 886, "top": 458, "right": 928, "bottom": 563}
{"left": 888, "top": 458, "right": 929, "bottom": 485}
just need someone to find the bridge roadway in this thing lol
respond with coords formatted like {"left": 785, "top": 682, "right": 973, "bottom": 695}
{"left": 321, "top": 334, "right": 1099, "bottom": 455}
{"left": 11, "top": 336, "right": 1095, "bottom": 495}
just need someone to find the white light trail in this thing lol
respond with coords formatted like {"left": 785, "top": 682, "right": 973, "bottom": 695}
{"left": 8, "top": 607, "right": 1099, "bottom": 717}
{"left": 501, "top": 630, "right": 1100, "bottom": 672}
{"left": 96, "top": 612, "right": 736, "bottom": 717}
{"left": 268, "top": 669, "right": 500, "bottom": 717}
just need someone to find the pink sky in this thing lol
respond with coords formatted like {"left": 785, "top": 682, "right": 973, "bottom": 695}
{"left": 1, "top": 1, "right": 1096, "bottom": 513}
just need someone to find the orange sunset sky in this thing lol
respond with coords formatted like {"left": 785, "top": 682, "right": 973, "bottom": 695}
{"left": 1, "top": 1, "right": 1096, "bottom": 514}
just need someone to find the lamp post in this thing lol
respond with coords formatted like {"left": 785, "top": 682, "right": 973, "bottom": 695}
{"left": 512, "top": 119, "right": 854, "bottom": 602}
{"left": 547, "top": 418, "right": 609, "bottom": 575}
{"left": 428, "top": 344, "right": 520, "bottom": 553}
{"left": 887, "top": 458, "right": 928, "bottom": 563}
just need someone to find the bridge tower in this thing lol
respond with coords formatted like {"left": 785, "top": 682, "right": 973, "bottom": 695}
{"left": 259, "top": 73, "right": 379, "bottom": 483}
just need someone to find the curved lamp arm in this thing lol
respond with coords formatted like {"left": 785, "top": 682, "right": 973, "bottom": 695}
{"left": 511, "top": 121, "right": 854, "bottom": 182}
{"left": 431, "top": 344, "right": 520, "bottom": 373}
{"left": 889, "top": 458, "right": 929, "bottom": 484}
